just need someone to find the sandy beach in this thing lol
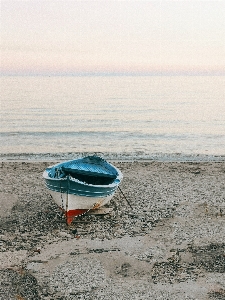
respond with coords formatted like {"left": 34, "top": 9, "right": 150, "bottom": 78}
{"left": 0, "top": 159, "right": 225, "bottom": 299}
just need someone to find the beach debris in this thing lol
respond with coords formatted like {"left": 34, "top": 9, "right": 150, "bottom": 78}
{"left": 69, "top": 248, "right": 120, "bottom": 256}
{"left": 89, "top": 248, "right": 120, "bottom": 254}
{"left": 32, "top": 248, "right": 41, "bottom": 254}
{"left": 71, "top": 229, "right": 78, "bottom": 235}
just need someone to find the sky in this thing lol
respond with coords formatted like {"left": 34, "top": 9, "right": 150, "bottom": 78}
{"left": 1, "top": 0, "right": 225, "bottom": 76}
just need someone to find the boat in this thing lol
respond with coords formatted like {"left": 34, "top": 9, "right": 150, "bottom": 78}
{"left": 43, "top": 155, "right": 123, "bottom": 225}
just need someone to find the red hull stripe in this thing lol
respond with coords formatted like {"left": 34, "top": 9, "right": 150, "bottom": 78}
{"left": 66, "top": 209, "right": 88, "bottom": 225}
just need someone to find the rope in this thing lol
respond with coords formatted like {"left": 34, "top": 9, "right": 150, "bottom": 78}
{"left": 118, "top": 186, "right": 133, "bottom": 209}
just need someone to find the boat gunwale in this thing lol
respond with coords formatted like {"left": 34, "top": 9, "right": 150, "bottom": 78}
{"left": 43, "top": 166, "right": 123, "bottom": 189}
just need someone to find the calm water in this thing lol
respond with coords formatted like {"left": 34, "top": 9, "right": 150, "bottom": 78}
{"left": 1, "top": 76, "right": 225, "bottom": 159}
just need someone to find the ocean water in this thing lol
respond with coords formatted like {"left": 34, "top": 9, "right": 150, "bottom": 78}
{"left": 1, "top": 75, "right": 224, "bottom": 160}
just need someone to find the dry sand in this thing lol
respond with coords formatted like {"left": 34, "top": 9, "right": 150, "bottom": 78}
{"left": 0, "top": 160, "right": 225, "bottom": 300}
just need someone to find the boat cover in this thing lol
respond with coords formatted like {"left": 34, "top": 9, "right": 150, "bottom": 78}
{"left": 44, "top": 155, "right": 122, "bottom": 193}
{"left": 59, "top": 156, "right": 117, "bottom": 179}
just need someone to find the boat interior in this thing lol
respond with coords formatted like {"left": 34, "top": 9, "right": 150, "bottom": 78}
{"left": 64, "top": 170, "right": 116, "bottom": 185}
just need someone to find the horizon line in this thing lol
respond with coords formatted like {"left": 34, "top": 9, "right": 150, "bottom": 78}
{"left": 1, "top": 71, "right": 225, "bottom": 77}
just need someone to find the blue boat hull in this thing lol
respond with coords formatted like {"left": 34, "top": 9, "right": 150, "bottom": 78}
{"left": 44, "top": 175, "right": 119, "bottom": 198}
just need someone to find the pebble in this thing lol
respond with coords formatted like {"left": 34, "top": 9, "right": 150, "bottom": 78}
{"left": 0, "top": 235, "right": 7, "bottom": 241}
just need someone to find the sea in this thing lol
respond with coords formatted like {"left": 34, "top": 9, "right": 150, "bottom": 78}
{"left": 1, "top": 75, "right": 224, "bottom": 161}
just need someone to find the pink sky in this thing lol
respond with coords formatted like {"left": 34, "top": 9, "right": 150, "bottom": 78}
{"left": 1, "top": 1, "right": 225, "bottom": 75}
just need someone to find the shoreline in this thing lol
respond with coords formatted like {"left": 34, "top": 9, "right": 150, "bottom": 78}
{"left": 1, "top": 152, "right": 225, "bottom": 162}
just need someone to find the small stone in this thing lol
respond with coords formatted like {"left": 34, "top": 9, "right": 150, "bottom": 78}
{"left": 71, "top": 229, "right": 77, "bottom": 235}
{"left": 0, "top": 235, "right": 7, "bottom": 241}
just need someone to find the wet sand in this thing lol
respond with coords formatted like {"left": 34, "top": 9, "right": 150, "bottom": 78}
{"left": 0, "top": 160, "right": 225, "bottom": 299}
